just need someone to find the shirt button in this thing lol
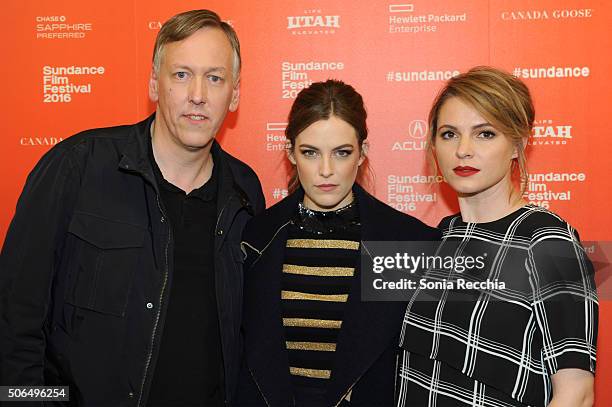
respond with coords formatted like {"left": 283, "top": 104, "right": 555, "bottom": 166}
{"left": 217, "top": 229, "right": 223, "bottom": 236}
{"left": 160, "top": 216, "right": 165, "bottom": 223}
{"left": 146, "top": 302, "right": 153, "bottom": 309}
{"left": 128, "top": 392, "right": 134, "bottom": 398}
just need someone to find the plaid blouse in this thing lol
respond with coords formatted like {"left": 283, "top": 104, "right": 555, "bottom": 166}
{"left": 397, "top": 205, "right": 598, "bottom": 407}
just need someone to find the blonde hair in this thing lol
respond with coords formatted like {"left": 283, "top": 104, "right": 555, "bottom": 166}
{"left": 427, "top": 66, "right": 534, "bottom": 193}
{"left": 152, "top": 10, "right": 241, "bottom": 82}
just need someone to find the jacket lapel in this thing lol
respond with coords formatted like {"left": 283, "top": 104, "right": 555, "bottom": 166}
{"left": 325, "top": 185, "right": 407, "bottom": 404}
{"left": 242, "top": 193, "right": 302, "bottom": 405}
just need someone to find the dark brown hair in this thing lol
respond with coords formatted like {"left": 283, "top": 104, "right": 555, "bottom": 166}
{"left": 286, "top": 79, "right": 369, "bottom": 192}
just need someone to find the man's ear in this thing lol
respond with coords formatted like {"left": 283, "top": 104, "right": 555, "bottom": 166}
{"left": 358, "top": 140, "right": 369, "bottom": 166}
{"left": 286, "top": 141, "right": 296, "bottom": 164}
{"left": 229, "top": 80, "right": 240, "bottom": 112}
{"left": 149, "top": 65, "right": 159, "bottom": 103}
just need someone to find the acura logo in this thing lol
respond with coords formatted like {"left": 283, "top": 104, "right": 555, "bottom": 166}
{"left": 409, "top": 120, "right": 428, "bottom": 139}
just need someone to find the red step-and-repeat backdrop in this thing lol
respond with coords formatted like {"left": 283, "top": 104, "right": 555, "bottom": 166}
{"left": 2, "top": 0, "right": 611, "bottom": 403}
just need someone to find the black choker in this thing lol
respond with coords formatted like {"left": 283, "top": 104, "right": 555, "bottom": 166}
{"left": 293, "top": 200, "right": 361, "bottom": 235}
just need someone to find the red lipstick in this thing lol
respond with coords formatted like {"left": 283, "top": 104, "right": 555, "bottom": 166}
{"left": 453, "top": 166, "right": 480, "bottom": 177}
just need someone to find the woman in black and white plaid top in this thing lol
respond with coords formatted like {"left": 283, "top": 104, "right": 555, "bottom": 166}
{"left": 397, "top": 67, "right": 598, "bottom": 407}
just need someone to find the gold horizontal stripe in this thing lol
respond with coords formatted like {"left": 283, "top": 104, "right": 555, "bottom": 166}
{"left": 281, "top": 290, "right": 348, "bottom": 302}
{"left": 286, "top": 341, "right": 337, "bottom": 351}
{"left": 286, "top": 239, "right": 359, "bottom": 250}
{"left": 283, "top": 264, "right": 354, "bottom": 277}
{"left": 283, "top": 318, "right": 342, "bottom": 329}
{"left": 290, "top": 366, "right": 331, "bottom": 379}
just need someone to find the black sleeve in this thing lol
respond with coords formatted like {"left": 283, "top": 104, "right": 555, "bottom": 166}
{"left": 0, "top": 146, "right": 81, "bottom": 385}
{"left": 253, "top": 179, "right": 265, "bottom": 215}
{"left": 527, "top": 225, "right": 598, "bottom": 376}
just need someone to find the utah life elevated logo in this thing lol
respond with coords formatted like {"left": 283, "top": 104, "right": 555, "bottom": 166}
{"left": 530, "top": 119, "right": 572, "bottom": 146}
{"left": 392, "top": 120, "right": 428, "bottom": 151}
{"left": 287, "top": 9, "right": 340, "bottom": 35}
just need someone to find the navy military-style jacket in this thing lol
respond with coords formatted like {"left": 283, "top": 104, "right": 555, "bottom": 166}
{"left": 236, "top": 184, "right": 440, "bottom": 406}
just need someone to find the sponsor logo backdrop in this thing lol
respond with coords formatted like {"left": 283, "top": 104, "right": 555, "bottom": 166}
{"left": 1, "top": 0, "right": 611, "bottom": 402}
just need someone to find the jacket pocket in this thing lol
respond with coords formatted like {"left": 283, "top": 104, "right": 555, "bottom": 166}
{"left": 64, "top": 212, "right": 145, "bottom": 317}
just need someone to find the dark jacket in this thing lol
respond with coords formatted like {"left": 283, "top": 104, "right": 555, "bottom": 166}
{"left": 236, "top": 184, "right": 440, "bottom": 406}
{"left": 0, "top": 114, "right": 265, "bottom": 406}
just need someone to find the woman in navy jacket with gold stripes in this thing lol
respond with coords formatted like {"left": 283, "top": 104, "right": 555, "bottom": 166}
{"left": 235, "top": 80, "right": 439, "bottom": 406}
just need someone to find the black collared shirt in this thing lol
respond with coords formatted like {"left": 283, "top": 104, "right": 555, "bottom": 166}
{"left": 147, "top": 139, "right": 224, "bottom": 407}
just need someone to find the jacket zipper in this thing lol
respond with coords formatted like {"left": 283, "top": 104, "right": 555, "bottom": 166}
{"left": 248, "top": 368, "right": 273, "bottom": 407}
{"left": 215, "top": 193, "right": 250, "bottom": 237}
{"left": 134, "top": 191, "right": 245, "bottom": 405}
{"left": 215, "top": 194, "right": 233, "bottom": 236}
{"left": 136, "top": 194, "right": 171, "bottom": 406}
{"left": 334, "top": 374, "right": 363, "bottom": 406}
